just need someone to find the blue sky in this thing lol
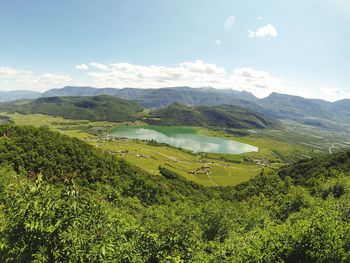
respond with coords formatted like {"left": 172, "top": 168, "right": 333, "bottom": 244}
{"left": 0, "top": 0, "right": 349, "bottom": 100}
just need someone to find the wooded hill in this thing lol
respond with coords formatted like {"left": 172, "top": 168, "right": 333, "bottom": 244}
{"left": 148, "top": 102, "right": 280, "bottom": 129}
{"left": 0, "top": 124, "right": 349, "bottom": 261}
{"left": 0, "top": 95, "right": 280, "bottom": 129}
{"left": 0, "top": 95, "right": 144, "bottom": 122}
{"left": 39, "top": 86, "right": 350, "bottom": 128}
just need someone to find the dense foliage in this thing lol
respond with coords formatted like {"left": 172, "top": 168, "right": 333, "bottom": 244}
{"left": 0, "top": 95, "right": 143, "bottom": 122}
{"left": 148, "top": 103, "right": 280, "bottom": 129}
{"left": 0, "top": 125, "right": 349, "bottom": 262}
{"left": 0, "top": 125, "right": 214, "bottom": 204}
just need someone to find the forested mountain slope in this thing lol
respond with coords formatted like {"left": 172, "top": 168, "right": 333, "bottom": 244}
{"left": 148, "top": 103, "right": 280, "bottom": 129}
{"left": 40, "top": 86, "right": 350, "bottom": 126}
{"left": 0, "top": 96, "right": 280, "bottom": 130}
{"left": 0, "top": 125, "right": 349, "bottom": 262}
{"left": 0, "top": 95, "right": 144, "bottom": 122}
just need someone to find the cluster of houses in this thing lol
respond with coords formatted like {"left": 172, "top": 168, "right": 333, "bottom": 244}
{"left": 242, "top": 156, "right": 270, "bottom": 166}
{"left": 136, "top": 154, "right": 149, "bottom": 158}
{"left": 251, "top": 158, "right": 269, "bottom": 166}
{"left": 105, "top": 149, "right": 149, "bottom": 159}
{"left": 189, "top": 164, "right": 211, "bottom": 175}
{"left": 123, "top": 121, "right": 145, "bottom": 126}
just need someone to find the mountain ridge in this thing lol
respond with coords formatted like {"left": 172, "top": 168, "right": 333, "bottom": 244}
{"left": 6, "top": 85, "right": 350, "bottom": 127}
{"left": 148, "top": 102, "right": 280, "bottom": 129}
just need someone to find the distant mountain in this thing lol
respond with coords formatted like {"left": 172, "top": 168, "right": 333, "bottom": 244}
{"left": 41, "top": 86, "right": 258, "bottom": 108}
{"left": 328, "top": 99, "right": 350, "bottom": 121}
{"left": 258, "top": 92, "right": 336, "bottom": 121}
{"left": 34, "top": 85, "right": 350, "bottom": 127}
{"left": 0, "top": 90, "right": 41, "bottom": 102}
{"left": 0, "top": 95, "right": 143, "bottom": 122}
{"left": 0, "top": 95, "right": 278, "bottom": 130}
{"left": 147, "top": 103, "right": 280, "bottom": 129}
{"left": 40, "top": 86, "right": 98, "bottom": 97}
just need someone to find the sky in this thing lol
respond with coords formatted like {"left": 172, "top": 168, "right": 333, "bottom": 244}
{"left": 0, "top": 0, "right": 349, "bottom": 101}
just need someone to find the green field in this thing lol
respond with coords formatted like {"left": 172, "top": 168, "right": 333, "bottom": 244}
{"left": 0, "top": 112, "right": 320, "bottom": 186}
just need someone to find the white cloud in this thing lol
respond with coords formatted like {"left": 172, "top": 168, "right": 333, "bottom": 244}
{"left": 0, "top": 62, "right": 347, "bottom": 101}
{"left": 179, "top": 60, "right": 226, "bottom": 75}
{"left": 215, "top": 40, "right": 222, "bottom": 46}
{"left": 80, "top": 60, "right": 284, "bottom": 98}
{"left": 257, "top": 16, "right": 266, "bottom": 21}
{"left": 75, "top": 64, "right": 89, "bottom": 70}
{"left": 249, "top": 24, "right": 278, "bottom": 39}
{"left": 0, "top": 66, "right": 72, "bottom": 91}
{"left": 320, "top": 86, "right": 350, "bottom": 102}
{"left": 89, "top": 62, "right": 110, "bottom": 71}
{"left": 224, "top": 15, "right": 235, "bottom": 30}
{"left": 229, "top": 67, "right": 284, "bottom": 97}
{"left": 39, "top": 73, "right": 71, "bottom": 83}
{"left": 0, "top": 67, "right": 33, "bottom": 77}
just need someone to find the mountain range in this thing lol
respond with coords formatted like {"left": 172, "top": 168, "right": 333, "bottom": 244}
{"left": 0, "top": 95, "right": 278, "bottom": 129}
{"left": 40, "top": 86, "right": 350, "bottom": 127}
{"left": 3, "top": 86, "right": 350, "bottom": 128}
{"left": 40, "top": 86, "right": 258, "bottom": 108}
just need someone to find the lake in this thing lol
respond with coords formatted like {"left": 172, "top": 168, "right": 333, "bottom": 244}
{"left": 111, "top": 126, "right": 258, "bottom": 154}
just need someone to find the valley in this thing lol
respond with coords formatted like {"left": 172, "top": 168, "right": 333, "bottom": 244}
{"left": 2, "top": 2, "right": 350, "bottom": 260}
{"left": 1, "top": 111, "right": 344, "bottom": 187}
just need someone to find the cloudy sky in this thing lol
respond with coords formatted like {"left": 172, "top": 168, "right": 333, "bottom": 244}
{"left": 0, "top": 0, "right": 349, "bottom": 101}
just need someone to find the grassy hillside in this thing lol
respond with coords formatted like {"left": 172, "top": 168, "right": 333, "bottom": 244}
{"left": 0, "top": 125, "right": 349, "bottom": 261}
{"left": 148, "top": 102, "right": 280, "bottom": 129}
{"left": 0, "top": 95, "right": 144, "bottom": 122}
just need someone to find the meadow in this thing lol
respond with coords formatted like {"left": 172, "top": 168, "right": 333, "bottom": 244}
{"left": 0, "top": 112, "right": 318, "bottom": 186}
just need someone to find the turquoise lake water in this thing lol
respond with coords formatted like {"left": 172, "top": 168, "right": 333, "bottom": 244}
{"left": 111, "top": 126, "right": 258, "bottom": 154}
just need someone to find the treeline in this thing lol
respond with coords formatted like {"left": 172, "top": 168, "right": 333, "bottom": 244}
{"left": 0, "top": 125, "right": 349, "bottom": 262}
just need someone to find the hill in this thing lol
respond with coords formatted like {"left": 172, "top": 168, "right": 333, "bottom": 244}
{"left": 0, "top": 95, "right": 144, "bottom": 122}
{"left": 40, "top": 86, "right": 350, "bottom": 128}
{"left": 0, "top": 125, "right": 213, "bottom": 203}
{"left": 0, "top": 96, "right": 280, "bottom": 129}
{"left": 258, "top": 92, "right": 337, "bottom": 122}
{"left": 0, "top": 124, "right": 349, "bottom": 261}
{"left": 148, "top": 103, "right": 280, "bottom": 129}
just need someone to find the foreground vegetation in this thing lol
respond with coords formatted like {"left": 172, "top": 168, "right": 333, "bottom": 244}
{"left": 0, "top": 125, "right": 349, "bottom": 262}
